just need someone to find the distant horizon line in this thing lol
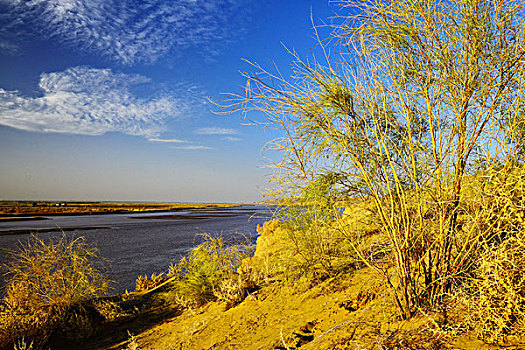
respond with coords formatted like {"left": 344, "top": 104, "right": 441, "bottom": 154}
{"left": 0, "top": 199, "right": 260, "bottom": 205}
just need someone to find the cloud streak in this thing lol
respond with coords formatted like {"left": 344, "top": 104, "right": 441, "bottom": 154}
{"left": 0, "top": 66, "right": 191, "bottom": 137}
{"left": 148, "top": 138, "right": 186, "bottom": 143}
{"left": 0, "top": 0, "right": 250, "bottom": 64}
{"left": 175, "top": 145, "right": 213, "bottom": 150}
{"left": 223, "top": 136, "right": 242, "bottom": 142}
{"left": 194, "top": 127, "right": 239, "bottom": 135}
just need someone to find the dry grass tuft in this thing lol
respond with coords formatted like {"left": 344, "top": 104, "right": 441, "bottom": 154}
{"left": 0, "top": 234, "right": 110, "bottom": 349}
{"left": 376, "top": 327, "right": 448, "bottom": 350}
{"left": 93, "top": 299, "right": 127, "bottom": 321}
{"left": 135, "top": 273, "right": 167, "bottom": 293}
{"left": 13, "top": 338, "right": 34, "bottom": 350}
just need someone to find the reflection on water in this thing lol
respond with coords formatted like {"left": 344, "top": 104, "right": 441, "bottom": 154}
{"left": 0, "top": 205, "right": 273, "bottom": 293}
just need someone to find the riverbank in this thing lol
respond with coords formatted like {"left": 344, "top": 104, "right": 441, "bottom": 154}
{"left": 119, "top": 272, "right": 496, "bottom": 350}
{"left": 1, "top": 203, "right": 524, "bottom": 349}
{"left": 42, "top": 219, "right": 512, "bottom": 350}
{"left": 0, "top": 201, "right": 242, "bottom": 218}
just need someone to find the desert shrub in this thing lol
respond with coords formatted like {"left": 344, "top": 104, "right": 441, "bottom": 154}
{"left": 213, "top": 274, "right": 255, "bottom": 309}
{"left": 279, "top": 214, "right": 348, "bottom": 277}
{"left": 135, "top": 272, "right": 167, "bottom": 293}
{"left": 92, "top": 299, "right": 126, "bottom": 321}
{"left": 166, "top": 234, "right": 255, "bottom": 308}
{"left": 280, "top": 215, "right": 356, "bottom": 280}
{"left": 231, "top": 0, "right": 525, "bottom": 318}
{"left": 464, "top": 232, "right": 525, "bottom": 344}
{"left": 0, "top": 234, "right": 110, "bottom": 348}
{"left": 461, "top": 164, "right": 525, "bottom": 244}
{"left": 269, "top": 174, "right": 358, "bottom": 280}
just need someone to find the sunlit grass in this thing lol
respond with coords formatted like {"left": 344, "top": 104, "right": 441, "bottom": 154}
{"left": 0, "top": 234, "right": 110, "bottom": 348}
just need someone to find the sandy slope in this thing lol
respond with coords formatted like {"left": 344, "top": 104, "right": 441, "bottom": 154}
{"left": 114, "top": 269, "right": 500, "bottom": 350}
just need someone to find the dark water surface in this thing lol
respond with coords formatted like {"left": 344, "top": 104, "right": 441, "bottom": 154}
{"left": 0, "top": 205, "right": 273, "bottom": 293}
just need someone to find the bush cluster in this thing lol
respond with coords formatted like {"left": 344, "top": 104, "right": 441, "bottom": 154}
{"left": 0, "top": 234, "right": 110, "bottom": 349}
{"left": 465, "top": 232, "right": 525, "bottom": 344}
{"left": 165, "top": 235, "right": 257, "bottom": 309}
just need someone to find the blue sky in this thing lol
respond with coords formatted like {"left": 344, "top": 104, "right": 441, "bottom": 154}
{"left": 0, "top": 0, "right": 336, "bottom": 203}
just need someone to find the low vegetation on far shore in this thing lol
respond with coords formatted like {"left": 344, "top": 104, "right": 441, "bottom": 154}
{"left": 3, "top": 0, "right": 525, "bottom": 348}
{"left": 0, "top": 201, "right": 241, "bottom": 217}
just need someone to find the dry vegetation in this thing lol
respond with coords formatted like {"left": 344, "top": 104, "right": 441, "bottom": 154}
{"left": 164, "top": 234, "right": 257, "bottom": 309}
{"left": 0, "top": 201, "right": 239, "bottom": 217}
{"left": 0, "top": 235, "right": 110, "bottom": 349}
{"left": 1, "top": 191, "right": 524, "bottom": 349}
{"left": 2, "top": 0, "right": 525, "bottom": 348}
{"left": 231, "top": 0, "right": 525, "bottom": 319}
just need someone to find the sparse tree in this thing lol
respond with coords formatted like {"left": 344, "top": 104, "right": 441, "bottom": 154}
{"left": 230, "top": 0, "right": 525, "bottom": 318}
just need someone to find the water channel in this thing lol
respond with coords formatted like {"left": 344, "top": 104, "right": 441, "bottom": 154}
{"left": 0, "top": 205, "right": 273, "bottom": 292}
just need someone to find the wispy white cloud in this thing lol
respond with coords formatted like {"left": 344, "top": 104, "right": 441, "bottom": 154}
{"left": 149, "top": 137, "right": 215, "bottom": 150}
{"left": 0, "top": 66, "right": 194, "bottom": 137}
{"left": 0, "top": 0, "right": 251, "bottom": 64}
{"left": 175, "top": 145, "right": 213, "bottom": 150}
{"left": 148, "top": 138, "right": 186, "bottom": 143}
{"left": 194, "top": 127, "right": 239, "bottom": 135}
{"left": 0, "top": 7, "right": 22, "bottom": 55}
{"left": 223, "top": 136, "right": 242, "bottom": 142}
{"left": 0, "top": 39, "right": 19, "bottom": 54}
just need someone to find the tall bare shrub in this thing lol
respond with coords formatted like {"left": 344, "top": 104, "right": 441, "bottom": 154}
{"left": 229, "top": 0, "right": 525, "bottom": 318}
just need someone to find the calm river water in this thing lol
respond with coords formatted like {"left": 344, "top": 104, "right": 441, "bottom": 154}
{"left": 0, "top": 205, "right": 272, "bottom": 293}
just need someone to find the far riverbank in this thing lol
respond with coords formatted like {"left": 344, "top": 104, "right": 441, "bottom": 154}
{"left": 0, "top": 201, "right": 242, "bottom": 218}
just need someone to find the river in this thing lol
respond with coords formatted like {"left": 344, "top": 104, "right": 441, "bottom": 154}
{"left": 0, "top": 205, "right": 273, "bottom": 293}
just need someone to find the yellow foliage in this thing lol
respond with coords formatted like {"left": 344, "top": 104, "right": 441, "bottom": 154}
{"left": 135, "top": 273, "right": 167, "bottom": 293}
{"left": 0, "top": 234, "right": 109, "bottom": 348}
{"left": 465, "top": 232, "right": 525, "bottom": 344}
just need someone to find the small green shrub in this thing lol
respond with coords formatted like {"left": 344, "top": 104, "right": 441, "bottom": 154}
{"left": 0, "top": 234, "right": 110, "bottom": 348}
{"left": 278, "top": 174, "right": 355, "bottom": 279}
{"left": 281, "top": 213, "right": 350, "bottom": 280}
{"left": 166, "top": 234, "right": 255, "bottom": 308}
